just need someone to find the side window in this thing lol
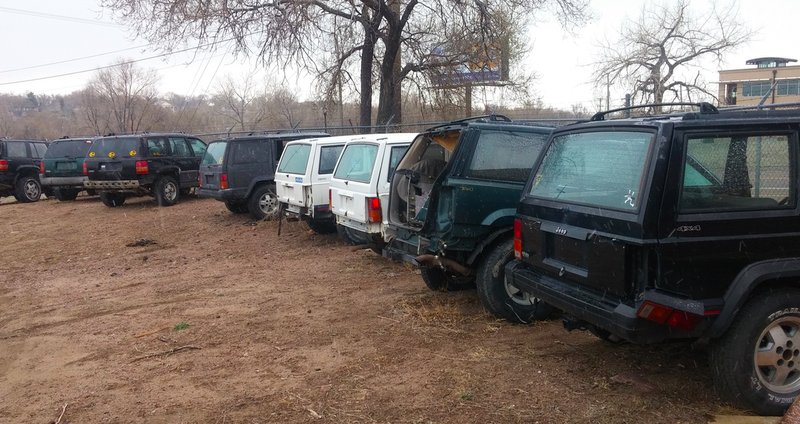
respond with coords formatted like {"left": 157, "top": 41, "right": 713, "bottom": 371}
{"left": 387, "top": 145, "right": 409, "bottom": 182}
{"left": 465, "top": 130, "right": 548, "bottom": 182}
{"left": 318, "top": 145, "right": 344, "bottom": 175}
{"left": 169, "top": 137, "right": 192, "bottom": 157}
{"left": 34, "top": 143, "right": 48, "bottom": 158}
{"left": 232, "top": 141, "right": 271, "bottom": 165}
{"left": 147, "top": 138, "right": 169, "bottom": 157}
{"left": 680, "top": 134, "right": 793, "bottom": 211}
{"left": 188, "top": 138, "right": 207, "bottom": 157}
{"left": 5, "top": 141, "right": 26, "bottom": 158}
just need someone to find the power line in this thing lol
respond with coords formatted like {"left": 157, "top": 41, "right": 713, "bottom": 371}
{"left": 0, "top": 44, "right": 152, "bottom": 74}
{"left": 0, "top": 6, "right": 120, "bottom": 28}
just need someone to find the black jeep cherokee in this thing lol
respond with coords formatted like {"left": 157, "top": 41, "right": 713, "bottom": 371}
{"left": 505, "top": 102, "right": 800, "bottom": 415}
{"left": 84, "top": 133, "right": 207, "bottom": 207}
{"left": 0, "top": 138, "right": 49, "bottom": 203}
{"left": 198, "top": 132, "right": 328, "bottom": 220}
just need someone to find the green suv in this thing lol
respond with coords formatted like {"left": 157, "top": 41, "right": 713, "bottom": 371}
{"left": 40, "top": 137, "right": 96, "bottom": 201}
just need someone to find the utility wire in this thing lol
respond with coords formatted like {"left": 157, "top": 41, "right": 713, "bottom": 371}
{"left": 0, "top": 44, "right": 152, "bottom": 74}
{"left": 0, "top": 6, "right": 120, "bottom": 28}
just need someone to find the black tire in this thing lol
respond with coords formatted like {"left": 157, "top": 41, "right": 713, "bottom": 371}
{"left": 155, "top": 176, "right": 180, "bottom": 207}
{"left": 180, "top": 187, "right": 193, "bottom": 196}
{"left": 99, "top": 192, "right": 126, "bottom": 207}
{"left": 225, "top": 201, "right": 249, "bottom": 214}
{"left": 247, "top": 185, "right": 279, "bottom": 220}
{"left": 14, "top": 175, "right": 41, "bottom": 203}
{"left": 710, "top": 287, "right": 800, "bottom": 416}
{"left": 476, "top": 239, "right": 556, "bottom": 323}
{"left": 307, "top": 218, "right": 337, "bottom": 234}
{"left": 336, "top": 224, "right": 367, "bottom": 245}
{"left": 86, "top": 189, "right": 97, "bottom": 196}
{"left": 53, "top": 188, "right": 79, "bottom": 201}
{"left": 419, "top": 266, "right": 473, "bottom": 291}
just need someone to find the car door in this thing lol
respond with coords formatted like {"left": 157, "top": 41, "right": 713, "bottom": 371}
{"left": 228, "top": 139, "right": 272, "bottom": 194}
{"left": 168, "top": 136, "right": 197, "bottom": 186}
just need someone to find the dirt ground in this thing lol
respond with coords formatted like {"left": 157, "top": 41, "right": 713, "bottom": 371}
{"left": 0, "top": 194, "right": 742, "bottom": 423}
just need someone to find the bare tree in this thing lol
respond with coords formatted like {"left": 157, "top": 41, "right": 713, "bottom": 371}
{"left": 592, "top": 0, "right": 753, "bottom": 109}
{"left": 212, "top": 72, "right": 269, "bottom": 132}
{"left": 81, "top": 59, "right": 165, "bottom": 134}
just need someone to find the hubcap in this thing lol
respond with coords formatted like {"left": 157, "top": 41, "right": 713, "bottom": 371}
{"left": 755, "top": 317, "right": 800, "bottom": 393}
{"left": 259, "top": 192, "right": 278, "bottom": 215}
{"left": 24, "top": 180, "right": 40, "bottom": 200}
{"left": 164, "top": 182, "right": 177, "bottom": 201}
{"left": 504, "top": 280, "right": 534, "bottom": 306}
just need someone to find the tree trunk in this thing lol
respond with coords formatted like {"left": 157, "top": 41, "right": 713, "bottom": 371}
{"left": 359, "top": 17, "right": 379, "bottom": 134}
{"left": 375, "top": 27, "right": 402, "bottom": 127}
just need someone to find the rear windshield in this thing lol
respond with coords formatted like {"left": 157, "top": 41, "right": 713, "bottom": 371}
{"left": 203, "top": 141, "right": 227, "bottom": 165}
{"left": 334, "top": 143, "right": 378, "bottom": 182}
{"left": 528, "top": 131, "right": 654, "bottom": 211}
{"left": 318, "top": 145, "right": 344, "bottom": 175}
{"left": 45, "top": 140, "right": 93, "bottom": 159}
{"left": 278, "top": 144, "right": 312, "bottom": 174}
{"left": 88, "top": 137, "right": 140, "bottom": 159}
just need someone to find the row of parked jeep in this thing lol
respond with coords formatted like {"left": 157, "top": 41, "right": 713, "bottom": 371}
{"left": 3, "top": 102, "right": 799, "bottom": 415}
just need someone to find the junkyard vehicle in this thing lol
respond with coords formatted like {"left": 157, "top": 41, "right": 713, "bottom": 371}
{"left": 329, "top": 133, "right": 415, "bottom": 248}
{"left": 84, "top": 133, "right": 207, "bottom": 207}
{"left": 198, "top": 133, "right": 328, "bottom": 220}
{"left": 382, "top": 117, "right": 555, "bottom": 323}
{"left": 505, "top": 102, "right": 800, "bottom": 415}
{"left": 40, "top": 137, "right": 97, "bottom": 201}
{"left": 275, "top": 136, "right": 346, "bottom": 233}
{"left": 0, "top": 138, "right": 49, "bottom": 203}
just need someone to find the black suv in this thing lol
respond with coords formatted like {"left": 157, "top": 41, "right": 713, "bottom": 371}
{"left": 84, "top": 133, "right": 207, "bottom": 207}
{"left": 0, "top": 138, "right": 49, "bottom": 203}
{"left": 505, "top": 103, "right": 800, "bottom": 415}
{"left": 383, "top": 117, "right": 556, "bottom": 323}
{"left": 198, "top": 133, "right": 328, "bottom": 220}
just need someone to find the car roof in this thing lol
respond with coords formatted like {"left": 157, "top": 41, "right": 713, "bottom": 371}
{"left": 345, "top": 132, "right": 417, "bottom": 145}
{"left": 225, "top": 132, "right": 330, "bottom": 142}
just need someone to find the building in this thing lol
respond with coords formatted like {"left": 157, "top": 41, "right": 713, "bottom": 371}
{"left": 717, "top": 57, "right": 800, "bottom": 107}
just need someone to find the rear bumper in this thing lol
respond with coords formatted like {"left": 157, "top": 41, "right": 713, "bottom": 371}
{"left": 41, "top": 176, "right": 86, "bottom": 187}
{"left": 197, "top": 187, "right": 238, "bottom": 202}
{"left": 505, "top": 261, "right": 698, "bottom": 344}
{"left": 84, "top": 180, "right": 142, "bottom": 193}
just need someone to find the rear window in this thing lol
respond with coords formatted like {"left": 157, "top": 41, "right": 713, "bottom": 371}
{"left": 203, "top": 141, "right": 227, "bottom": 165}
{"left": 45, "top": 140, "right": 92, "bottom": 159}
{"left": 278, "top": 144, "right": 312, "bottom": 174}
{"left": 231, "top": 140, "right": 273, "bottom": 164}
{"left": 318, "top": 145, "right": 344, "bottom": 175}
{"left": 465, "top": 130, "right": 548, "bottom": 182}
{"left": 529, "top": 131, "right": 654, "bottom": 211}
{"left": 334, "top": 143, "right": 378, "bottom": 182}
{"left": 89, "top": 138, "right": 140, "bottom": 159}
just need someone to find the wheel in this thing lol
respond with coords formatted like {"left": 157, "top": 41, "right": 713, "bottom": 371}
{"left": 336, "top": 224, "right": 367, "bottom": 245}
{"left": 14, "top": 175, "right": 41, "bottom": 203}
{"left": 53, "top": 188, "right": 79, "bottom": 201}
{"left": 306, "top": 218, "right": 337, "bottom": 234}
{"left": 99, "top": 192, "right": 126, "bottom": 207}
{"left": 419, "top": 266, "right": 473, "bottom": 291}
{"left": 475, "top": 239, "right": 556, "bottom": 323}
{"left": 155, "top": 176, "right": 180, "bottom": 206}
{"left": 225, "top": 201, "right": 249, "bottom": 214}
{"left": 248, "top": 185, "right": 279, "bottom": 220}
{"left": 710, "top": 287, "right": 800, "bottom": 416}
{"left": 180, "top": 187, "right": 193, "bottom": 196}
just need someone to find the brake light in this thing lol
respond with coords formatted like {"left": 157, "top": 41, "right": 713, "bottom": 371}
{"left": 220, "top": 174, "right": 228, "bottom": 189}
{"left": 40, "top": 161, "right": 44, "bottom": 174}
{"left": 0, "top": 160, "right": 6, "bottom": 172}
{"left": 198, "top": 173, "right": 202, "bottom": 185}
{"left": 637, "top": 301, "right": 702, "bottom": 331}
{"left": 135, "top": 160, "right": 148, "bottom": 175}
{"left": 329, "top": 189, "right": 332, "bottom": 209}
{"left": 83, "top": 162, "right": 87, "bottom": 175}
{"left": 367, "top": 197, "right": 382, "bottom": 223}
{"left": 513, "top": 219, "right": 522, "bottom": 259}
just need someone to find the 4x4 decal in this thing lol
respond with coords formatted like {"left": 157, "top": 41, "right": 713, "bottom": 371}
{"left": 676, "top": 225, "right": 701, "bottom": 232}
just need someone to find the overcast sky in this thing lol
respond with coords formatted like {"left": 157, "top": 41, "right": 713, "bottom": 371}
{"left": 0, "top": 0, "right": 795, "bottom": 111}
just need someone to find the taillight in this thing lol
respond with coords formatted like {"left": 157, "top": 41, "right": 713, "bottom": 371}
{"left": 329, "top": 189, "right": 332, "bottom": 209}
{"left": 82, "top": 162, "right": 87, "bottom": 175}
{"left": 198, "top": 173, "right": 202, "bottom": 185}
{"left": 637, "top": 301, "right": 702, "bottom": 331}
{"left": 0, "top": 160, "right": 7, "bottom": 172}
{"left": 135, "top": 160, "right": 148, "bottom": 175}
{"left": 40, "top": 161, "right": 44, "bottom": 174}
{"left": 367, "top": 197, "right": 382, "bottom": 223}
{"left": 513, "top": 219, "right": 522, "bottom": 259}
{"left": 220, "top": 174, "right": 228, "bottom": 189}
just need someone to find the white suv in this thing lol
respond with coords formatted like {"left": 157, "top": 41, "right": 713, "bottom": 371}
{"left": 275, "top": 136, "right": 347, "bottom": 233}
{"left": 329, "top": 133, "right": 415, "bottom": 249}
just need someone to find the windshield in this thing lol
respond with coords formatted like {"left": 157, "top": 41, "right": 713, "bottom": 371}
{"left": 277, "top": 144, "right": 311, "bottom": 174}
{"left": 203, "top": 141, "right": 227, "bottom": 165}
{"left": 529, "top": 131, "right": 654, "bottom": 211}
{"left": 334, "top": 143, "right": 378, "bottom": 182}
{"left": 44, "top": 139, "right": 93, "bottom": 159}
{"left": 88, "top": 137, "right": 140, "bottom": 159}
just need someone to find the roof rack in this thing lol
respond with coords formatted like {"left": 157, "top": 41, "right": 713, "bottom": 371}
{"left": 590, "top": 102, "right": 718, "bottom": 121}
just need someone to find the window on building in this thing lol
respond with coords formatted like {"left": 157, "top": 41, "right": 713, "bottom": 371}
{"left": 742, "top": 81, "right": 772, "bottom": 97}
{"left": 777, "top": 80, "right": 800, "bottom": 96}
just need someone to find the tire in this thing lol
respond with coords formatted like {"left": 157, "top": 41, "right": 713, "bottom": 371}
{"left": 307, "top": 218, "right": 337, "bottom": 234}
{"left": 476, "top": 239, "right": 556, "bottom": 323}
{"left": 99, "top": 192, "right": 126, "bottom": 207}
{"left": 420, "top": 266, "right": 473, "bottom": 292}
{"left": 247, "top": 185, "right": 279, "bottom": 220}
{"left": 710, "top": 287, "right": 800, "bottom": 416}
{"left": 336, "top": 224, "right": 367, "bottom": 245}
{"left": 14, "top": 175, "right": 41, "bottom": 203}
{"left": 86, "top": 189, "right": 97, "bottom": 196}
{"left": 180, "top": 187, "right": 193, "bottom": 196}
{"left": 225, "top": 201, "right": 249, "bottom": 214}
{"left": 53, "top": 188, "right": 79, "bottom": 201}
{"left": 155, "top": 176, "right": 180, "bottom": 207}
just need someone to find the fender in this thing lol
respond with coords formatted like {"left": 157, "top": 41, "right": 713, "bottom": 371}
{"left": 245, "top": 176, "right": 276, "bottom": 198}
{"left": 704, "top": 258, "right": 800, "bottom": 339}
{"left": 13, "top": 165, "right": 40, "bottom": 183}
{"left": 480, "top": 208, "right": 517, "bottom": 227}
{"left": 466, "top": 226, "right": 513, "bottom": 266}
